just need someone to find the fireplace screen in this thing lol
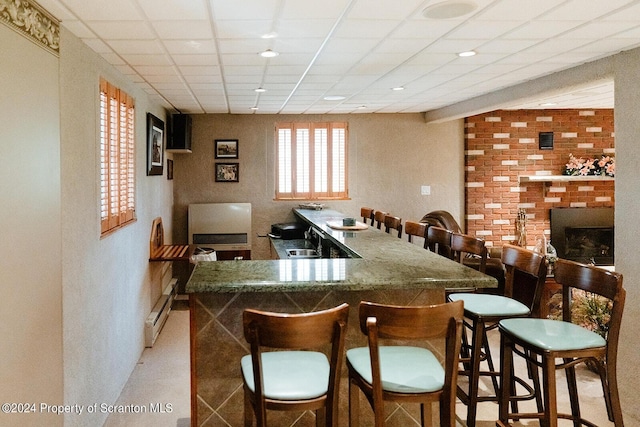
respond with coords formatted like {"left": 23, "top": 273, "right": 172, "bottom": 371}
{"left": 564, "top": 226, "right": 614, "bottom": 265}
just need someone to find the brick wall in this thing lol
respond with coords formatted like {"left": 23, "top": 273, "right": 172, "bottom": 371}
{"left": 464, "top": 109, "right": 615, "bottom": 250}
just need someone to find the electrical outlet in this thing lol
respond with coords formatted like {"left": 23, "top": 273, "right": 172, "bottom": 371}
{"left": 421, "top": 185, "right": 431, "bottom": 196}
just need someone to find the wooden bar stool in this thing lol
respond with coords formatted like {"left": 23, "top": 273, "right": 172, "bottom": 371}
{"left": 346, "top": 300, "right": 463, "bottom": 427}
{"left": 360, "top": 207, "right": 374, "bottom": 225}
{"left": 373, "top": 210, "right": 388, "bottom": 229}
{"left": 405, "top": 220, "right": 428, "bottom": 249}
{"left": 497, "top": 259, "right": 625, "bottom": 427}
{"left": 241, "top": 303, "right": 349, "bottom": 426}
{"left": 426, "top": 226, "right": 453, "bottom": 259}
{"left": 450, "top": 232, "right": 487, "bottom": 273}
{"left": 383, "top": 214, "right": 402, "bottom": 238}
{"left": 447, "top": 244, "right": 547, "bottom": 427}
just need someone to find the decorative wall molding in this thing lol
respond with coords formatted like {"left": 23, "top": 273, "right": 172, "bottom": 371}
{"left": 0, "top": 0, "right": 59, "bottom": 56}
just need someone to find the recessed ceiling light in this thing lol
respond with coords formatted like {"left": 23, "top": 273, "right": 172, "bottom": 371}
{"left": 539, "top": 102, "right": 557, "bottom": 107}
{"left": 458, "top": 50, "right": 476, "bottom": 57}
{"left": 422, "top": 0, "right": 478, "bottom": 19}
{"left": 392, "top": 86, "right": 405, "bottom": 91}
{"left": 323, "top": 95, "right": 346, "bottom": 101}
{"left": 250, "top": 106, "right": 259, "bottom": 110}
{"left": 259, "top": 49, "right": 279, "bottom": 58}
{"left": 254, "top": 88, "right": 267, "bottom": 93}
{"left": 357, "top": 105, "right": 367, "bottom": 109}
{"left": 261, "top": 32, "right": 278, "bottom": 39}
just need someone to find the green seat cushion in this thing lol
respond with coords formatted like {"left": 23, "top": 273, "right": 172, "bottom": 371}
{"left": 449, "top": 293, "right": 530, "bottom": 317}
{"left": 346, "top": 346, "right": 444, "bottom": 393}
{"left": 499, "top": 318, "right": 607, "bottom": 351}
{"left": 241, "top": 351, "right": 329, "bottom": 400}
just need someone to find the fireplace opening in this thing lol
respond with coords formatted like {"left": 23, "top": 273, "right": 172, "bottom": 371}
{"left": 564, "top": 226, "right": 614, "bottom": 265}
{"left": 550, "top": 208, "right": 614, "bottom": 266}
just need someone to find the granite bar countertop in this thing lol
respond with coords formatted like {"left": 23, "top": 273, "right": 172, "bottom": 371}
{"left": 186, "top": 208, "right": 497, "bottom": 293}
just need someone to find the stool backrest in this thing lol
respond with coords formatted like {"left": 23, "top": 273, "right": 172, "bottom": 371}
{"left": 384, "top": 215, "right": 403, "bottom": 238}
{"left": 553, "top": 259, "right": 625, "bottom": 358}
{"left": 405, "top": 220, "right": 427, "bottom": 248}
{"left": 243, "top": 303, "right": 349, "bottom": 424}
{"left": 360, "top": 207, "right": 374, "bottom": 225}
{"left": 373, "top": 210, "right": 388, "bottom": 229}
{"left": 501, "top": 244, "right": 547, "bottom": 316}
{"left": 427, "top": 226, "right": 453, "bottom": 259}
{"left": 451, "top": 232, "right": 487, "bottom": 273}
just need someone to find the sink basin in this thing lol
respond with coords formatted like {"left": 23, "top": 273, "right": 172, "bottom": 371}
{"left": 286, "top": 248, "right": 320, "bottom": 258}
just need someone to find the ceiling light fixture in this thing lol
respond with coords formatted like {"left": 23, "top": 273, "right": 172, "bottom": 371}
{"left": 261, "top": 32, "right": 278, "bottom": 39}
{"left": 422, "top": 0, "right": 478, "bottom": 19}
{"left": 539, "top": 102, "right": 557, "bottom": 107}
{"left": 458, "top": 50, "right": 476, "bottom": 57}
{"left": 254, "top": 88, "right": 267, "bottom": 93}
{"left": 392, "top": 86, "right": 405, "bottom": 91}
{"left": 323, "top": 95, "right": 346, "bottom": 101}
{"left": 250, "top": 106, "right": 259, "bottom": 110}
{"left": 259, "top": 49, "right": 279, "bottom": 58}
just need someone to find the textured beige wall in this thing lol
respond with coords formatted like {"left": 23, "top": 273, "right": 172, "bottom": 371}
{"left": 612, "top": 48, "right": 640, "bottom": 424}
{"left": 172, "top": 113, "right": 465, "bottom": 260}
{"left": 0, "top": 24, "right": 63, "bottom": 427}
{"left": 59, "top": 28, "right": 175, "bottom": 427}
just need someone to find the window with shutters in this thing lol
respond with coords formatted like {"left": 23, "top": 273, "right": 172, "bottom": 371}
{"left": 275, "top": 122, "right": 348, "bottom": 200}
{"left": 100, "top": 78, "right": 136, "bottom": 236}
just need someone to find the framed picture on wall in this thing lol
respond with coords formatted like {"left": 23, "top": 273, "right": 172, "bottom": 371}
{"left": 147, "top": 113, "right": 164, "bottom": 176}
{"left": 215, "top": 139, "right": 238, "bottom": 159}
{"left": 215, "top": 163, "right": 239, "bottom": 182}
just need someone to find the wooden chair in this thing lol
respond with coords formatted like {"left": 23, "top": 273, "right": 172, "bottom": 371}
{"left": 497, "top": 259, "right": 625, "bottom": 427}
{"left": 241, "top": 303, "right": 349, "bottom": 427}
{"left": 405, "top": 220, "right": 428, "bottom": 249}
{"left": 360, "top": 207, "right": 375, "bottom": 225}
{"left": 426, "top": 225, "right": 453, "bottom": 259}
{"left": 383, "top": 215, "right": 403, "bottom": 238}
{"left": 346, "top": 300, "right": 464, "bottom": 427}
{"left": 450, "top": 232, "right": 487, "bottom": 273}
{"left": 373, "top": 210, "right": 388, "bottom": 229}
{"left": 447, "top": 244, "right": 547, "bottom": 427}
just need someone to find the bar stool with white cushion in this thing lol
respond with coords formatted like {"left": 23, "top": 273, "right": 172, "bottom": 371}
{"left": 346, "top": 300, "right": 463, "bottom": 427}
{"left": 447, "top": 244, "right": 547, "bottom": 427}
{"left": 241, "top": 303, "right": 349, "bottom": 427}
{"left": 497, "top": 258, "right": 625, "bottom": 427}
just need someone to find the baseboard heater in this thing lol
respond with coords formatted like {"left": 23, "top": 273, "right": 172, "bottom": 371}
{"left": 145, "top": 278, "right": 177, "bottom": 347}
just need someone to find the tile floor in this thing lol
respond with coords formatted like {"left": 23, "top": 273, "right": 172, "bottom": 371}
{"left": 104, "top": 301, "right": 615, "bottom": 426}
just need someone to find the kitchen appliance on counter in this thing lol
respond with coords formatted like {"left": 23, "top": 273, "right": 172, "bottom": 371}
{"left": 269, "top": 222, "right": 307, "bottom": 240}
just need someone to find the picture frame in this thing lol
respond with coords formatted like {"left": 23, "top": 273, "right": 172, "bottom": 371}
{"left": 147, "top": 113, "right": 164, "bottom": 176}
{"left": 215, "top": 162, "right": 239, "bottom": 182}
{"left": 215, "top": 139, "right": 238, "bottom": 159}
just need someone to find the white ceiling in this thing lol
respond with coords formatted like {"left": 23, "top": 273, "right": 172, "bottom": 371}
{"left": 39, "top": 0, "right": 640, "bottom": 114}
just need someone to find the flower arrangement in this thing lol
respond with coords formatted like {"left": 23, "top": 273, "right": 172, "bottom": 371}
{"left": 563, "top": 153, "right": 615, "bottom": 177}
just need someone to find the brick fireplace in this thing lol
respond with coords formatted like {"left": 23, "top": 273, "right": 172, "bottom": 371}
{"left": 464, "top": 109, "right": 615, "bottom": 251}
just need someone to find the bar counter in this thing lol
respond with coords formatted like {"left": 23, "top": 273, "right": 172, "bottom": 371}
{"left": 186, "top": 208, "right": 497, "bottom": 426}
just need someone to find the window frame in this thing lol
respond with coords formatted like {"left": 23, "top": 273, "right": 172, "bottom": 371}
{"left": 275, "top": 122, "right": 348, "bottom": 201}
{"left": 99, "top": 78, "right": 136, "bottom": 236}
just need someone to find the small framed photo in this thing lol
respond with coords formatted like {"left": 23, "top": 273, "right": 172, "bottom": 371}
{"left": 147, "top": 113, "right": 164, "bottom": 176}
{"left": 215, "top": 163, "right": 239, "bottom": 182}
{"left": 215, "top": 139, "right": 238, "bottom": 159}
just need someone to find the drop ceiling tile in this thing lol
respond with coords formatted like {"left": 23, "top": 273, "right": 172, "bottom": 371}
{"left": 86, "top": 21, "right": 155, "bottom": 40}
{"left": 151, "top": 21, "right": 213, "bottom": 39}
{"left": 177, "top": 66, "right": 220, "bottom": 76}
{"left": 121, "top": 54, "right": 173, "bottom": 66}
{"left": 60, "top": 20, "right": 95, "bottom": 38}
{"left": 332, "top": 19, "right": 401, "bottom": 38}
{"left": 348, "top": 0, "right": 424, "bottom": 20}
{"left": 163, "top": 40, "right": 217, "bottom": 55}
{"left": 107, "top": 39, "right": 164, "bottom": 54}
{"left": 474, "top": 0, "right": 565, "bottom": 21}
{"left": 210, "top": 0, "right": 281, "bottom": 20}
{"left": 59, "top": 0, "right": 144, "bottom": 21}
{"left": 81, "top": 38, "right": 114, "bottom": 54}
{"left": 137, "top": 0, "right": 209, "bottom": 21}
{"left": 173, "top": 54, "right": 219, "bottom": 66}
{"left": 445, "top": 20, "right": 525, "bottom": 39}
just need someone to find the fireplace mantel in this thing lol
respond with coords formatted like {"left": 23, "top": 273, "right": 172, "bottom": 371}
{"left": 519, "top": 175, "right": 614, "bottom": 183}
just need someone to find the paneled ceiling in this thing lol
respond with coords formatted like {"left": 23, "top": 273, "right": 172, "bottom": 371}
{"left": 39, "top": 0, "right": 640, "bottom": 114}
